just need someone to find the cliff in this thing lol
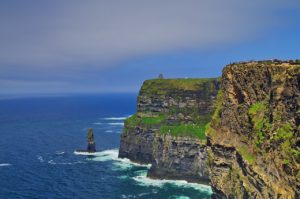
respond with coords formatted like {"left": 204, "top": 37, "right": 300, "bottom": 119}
{"left": 119, "top": 78, "right": 220, "bottom": 183}
{"left": 206, "top": 60, "right": 300, "bottom": 198}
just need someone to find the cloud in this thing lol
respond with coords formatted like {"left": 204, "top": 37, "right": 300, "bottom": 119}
{"left": 0, "top": 0, "right": 299, "bottom": 93}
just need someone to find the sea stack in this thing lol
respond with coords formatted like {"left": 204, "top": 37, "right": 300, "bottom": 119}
{"left": 75, "top": 128, "right": 96, "bottom": 154}
{"left": 86, "top": 128, "right": 96, "bottom": 152}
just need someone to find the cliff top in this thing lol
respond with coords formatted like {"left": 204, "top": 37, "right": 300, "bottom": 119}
{"left": 226, "top": 59, "right": 300, "bottom": 66}
{"left": 140, "top": 78, "right": 220, "bottom": 95}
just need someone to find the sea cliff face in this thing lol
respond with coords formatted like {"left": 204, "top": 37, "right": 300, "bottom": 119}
{"left": 207, "top": 60, "right": 300, "bottom": 198}
{"left": 119, "top": 78, "right": 220, "bottom": 183}
{"left": 149, "top": 134, "right": 209, "bottom": 184}
{"left": 119, "top": 60, "right": 299, "bottom": 198}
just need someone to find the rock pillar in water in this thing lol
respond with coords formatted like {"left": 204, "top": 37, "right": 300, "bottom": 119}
{"left": 87, "top": 128, "right": 96, "bottom": 152}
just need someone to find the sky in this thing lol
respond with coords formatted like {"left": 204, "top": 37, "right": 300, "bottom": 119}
{"left": 0, "top": 0, "right": 300, "bottom": 95}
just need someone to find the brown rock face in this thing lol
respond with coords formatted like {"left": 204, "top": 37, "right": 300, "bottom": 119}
{"left": 207, "top": 61, "right": 300, "bottom": 198}
{"left": 148, "top": 134, "right": 209, "bottom": 184}
{"left": 119, "top": 78, "right": 220, "bottom": 183}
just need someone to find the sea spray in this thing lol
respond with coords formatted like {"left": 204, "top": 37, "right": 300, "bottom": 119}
{"left": 83, "top": 149, "right": 212, "bottom": 194}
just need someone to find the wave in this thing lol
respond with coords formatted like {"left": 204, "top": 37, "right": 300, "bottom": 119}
{"left": 113, "top": 158, "right": 151, "bottom": 171}
{"left": 108, "top": 122, "right": 124, "bottom": 126}
{"left": 103, "top": 117, "right": 128, "bottom": 120}
{"left": 172, "top": 196, "right": 190, "bottom": 199}
{"left": 74, "top": 148, "right": 211, "bottom": 193}
{"left": 48, "top": 160, "right": 86, "bottom": 165}
{"left": 92, "top": 122, "right": 103, "bottom": 125}
{"left": 86, "top": 149, "right": 151, "bottom": 170}
{"left": 37, "top": 155, "right": 44, "bottom": 163}
{"left": 55, "top": 151, "right": 65, "bottom": 155}
{"left": 74, "top": 151, "right": 103, "bottom": 156}
{"left": 89, "top": 149, "right": 119, "bottom": 162}
{"left": 92, "top": 122, "right": 124, "bottom": 126}
{"left": 132, "top": 170, "right": 212, "bottom": 193}
{"left": 0, "top": 163, "right": 11, "bottom": 167}
{"left": 105, "top": 130, "right": 114, "bottom": 133}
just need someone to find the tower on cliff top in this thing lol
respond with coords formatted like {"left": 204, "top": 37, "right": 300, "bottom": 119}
{"left": 158, "top": 74, "right": 164, "bottom": 79}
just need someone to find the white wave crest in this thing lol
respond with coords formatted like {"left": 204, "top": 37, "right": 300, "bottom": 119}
{"left": 105, "top": 130, "right": 114, "bottom": 133}
{"left": 92, "top": 149, "right": 119, "bottom": 162}
{"left": 132, "top": 171, "right": 212, "bottom": 193}
{"left": 74, "top": 151, "right": 101, "bottom": 156}
{"left": 37, "top": 155, "right": 44, "bottom": 163}
{"left": 113, "top": 158, "right": 151, "bottom": 171}
{"left": 86, "top": 149, "right": 151, "bottom": 170}
{"left": 104, "top": 117, "right": 128, "bottom": 120}
{"left": 0, "top": 163, "right": 11, "bottom": 167}
{"left": 48, "top": 160, "right": 86, "bottom": 165}
{"left": 172, "top": 196, "right": 190, "bottom": 199}
{"left": 56, "top": 151, "right": 65, "bottom": 155}
{"left": 108, "top": 122, "right": 124, "bottom": 126}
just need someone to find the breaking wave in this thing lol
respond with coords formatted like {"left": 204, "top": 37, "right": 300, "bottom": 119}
{"left": 132, "top": 170, "right": 212, "bottom": 193}
{"left": 103, "top": 117, "right": 128, "bottom": 120}
{"left": 85, "top": 149, "right": 151, "bottom": 170}
{"left": 108, "top": 122, "right": 124, "bottom": 126}
{"left": 89, "top": 149, "right": 211, "bottom": 194}
{"left": 0, "top": 163, "right": 11, "bottom": 167}
{"left": 47, "top": 160, "right": 86, "bottom": 165}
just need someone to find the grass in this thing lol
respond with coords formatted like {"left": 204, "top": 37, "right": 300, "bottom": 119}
{"left": 125, "top": 114, "right": 140, "bottom": 127}
{"left": 211, "top": 90, "right": 223, "bottom": 124}
{"left": 238, "top": 145, "right": 255, "bottom": 165}
{"left": 141, "top": 114, "right": 166, "bottom": 125}
{"left": 205, "top": 89, "right": 223, "bottom": 137}
{"left": 248, "top": 102, "right": 267, "bottom": 116}
{"left": 140, "top": 78, "right": 220, "bottom": 95}
{"left": 248, "top": 102, "right": 299, "bottom": 163}
{"left": 248, "top": 102, "right": 269, "bottom": 147}
{"left": 274, "top": 123, "right": 293, "bottom": 141}
{"left": 159, "top": 124, "right": 207, "bottom": 140}
{"left": 274, "top": 122, "right": 299, "bottom": 162}
{"left": 124, "top": 113, "right": 167, "bottom": 128}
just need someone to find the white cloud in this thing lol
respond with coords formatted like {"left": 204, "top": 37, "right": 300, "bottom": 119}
{"left": 0, "top": 0, "right": 296, "bottom": 68}
{"left": 0, "top": 0, "right": 299, "bottom": 93}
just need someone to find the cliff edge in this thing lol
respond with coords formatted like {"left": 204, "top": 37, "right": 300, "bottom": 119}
{"left": 119, "top": 78, "right": 220, "bottom": 183}
{"left": 206, "top": 60, "right": 300, "bottom": 198}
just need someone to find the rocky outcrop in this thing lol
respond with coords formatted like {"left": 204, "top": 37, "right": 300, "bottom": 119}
{"left": 149, "top": 134, "right": 209, "bottom": 184}
{"left": 87, "top": 128, "right": 96, "bottom": 152}
{"left": 119, "top": 127, "right": 154, "bottom": 164}
{"left": 75, "top": 128, "right": 96, "bottom": 153}
{"left": 119, "top": 78, "right": 220, "bottom": 183}
{"left": 207, "top": 60, "right": 300, "bottom": 198}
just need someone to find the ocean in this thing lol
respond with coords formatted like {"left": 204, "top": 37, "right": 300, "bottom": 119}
{"left": 0, "top": 94, "right": 212, "bottom": 199}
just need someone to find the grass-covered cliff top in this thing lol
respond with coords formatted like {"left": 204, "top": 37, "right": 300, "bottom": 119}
{"left": 124, "top": 77, "right": 220, "bottom": 141}
{"left": 125, "top": 113, "right": 209, "bottom": 140}
{"left": 140, "top": 78, "right": 220, "bottom": 95}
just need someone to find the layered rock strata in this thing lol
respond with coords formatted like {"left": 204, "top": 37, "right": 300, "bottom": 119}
{"left": 119, "top": 78, "right": 220, "bottom": 183}
{"left": 207, "top": 60, "right": 300, "bottom": 198}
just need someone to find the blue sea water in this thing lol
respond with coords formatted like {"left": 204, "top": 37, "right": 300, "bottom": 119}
{"left": 0, "top": 94, "right": 212, "bottom": 199}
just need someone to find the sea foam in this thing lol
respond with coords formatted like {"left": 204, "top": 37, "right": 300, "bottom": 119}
{"left": 84, "top": 149, "right": 151, "bottom": 170}
{"left": 132, "top": 170, "right": 212, "bottom": 193}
